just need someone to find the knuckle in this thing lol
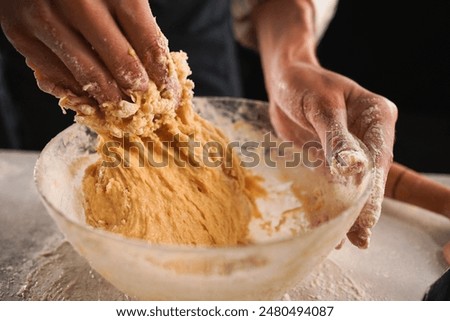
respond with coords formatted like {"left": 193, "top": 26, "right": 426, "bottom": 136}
{"left": 115, "top": 58, "right": 149, "bottom": 91}
{"left": 360, "top": 94, "right": 398, "bottom": 121}
{"left": 115, "top": 0, "right": 138, "bottom": 12}
{"left": 381, "top": 97, "right": 398, "bottom": 120}
{"left": 358, "top": 95, "right": 385, "bottom": 108}
{"left": 114, "top": 0, "right": 151, "bottom": 18}
{"left": 83, "top": 75, "right": 121, "bottom": 104}
{"left": 79, "top": 71, "right": 103, "bottom": 94}
{"left": 23, "top": 2, "right": 52, "bottom": 26}
{"left": 76, "top": 0, "right": 93, "bottom": 12}
{"left": 142, "top": 37, "right": 168, "bottom": 64}
{"left": 357, "top": 95, "right": 389, "bottom": 124}
{"left": 56, "top": 0, "right": 91, "bottom": 18}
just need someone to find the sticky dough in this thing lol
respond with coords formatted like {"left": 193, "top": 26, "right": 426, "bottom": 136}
{"left": 63, "top": 52, "right": 264, "bottom": 246}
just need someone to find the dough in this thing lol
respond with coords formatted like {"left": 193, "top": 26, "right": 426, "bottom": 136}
{"left": 64, "top": 52, "right": 264, "bottom": 246}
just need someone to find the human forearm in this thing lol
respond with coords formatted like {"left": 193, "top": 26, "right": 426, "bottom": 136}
{"left": 253, "top": 0, "right": 319, "bottom": 92}
{"left": 251, "top": 0, "right": 398, "bottom": 249}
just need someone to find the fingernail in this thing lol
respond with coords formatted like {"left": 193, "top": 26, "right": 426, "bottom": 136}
{"left": 331, "top": 149, "right": 368, "bottom": 176}
{"left": 335, "top": 238, "right": 346, "bottom": 249}
{"left": 347, "top": 229, "right": 371, "bottom": 249}
{"left": 351, "top": 236, "right": 370, "bottom": 249}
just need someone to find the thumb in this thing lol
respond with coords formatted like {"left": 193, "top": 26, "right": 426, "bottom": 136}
{"left": 302, "top": 95, "right": 369, "bottom": 177}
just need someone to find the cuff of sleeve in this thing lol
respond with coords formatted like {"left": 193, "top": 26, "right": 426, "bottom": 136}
{"left": 231, "top": 0, "right": 339, "bottom": 51}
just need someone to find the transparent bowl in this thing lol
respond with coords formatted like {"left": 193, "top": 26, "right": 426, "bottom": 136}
{"left": 34, "top": 97, "right": 373, "bottom": 300}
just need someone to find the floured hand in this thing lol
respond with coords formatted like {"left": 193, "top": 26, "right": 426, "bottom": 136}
{"left": 0, "top": 0, "right": 180, "bottom": 109}
{"left": 254, "top": 0, "right": 397, "bottom": 248}
{"left": 267, "top": 63, "right": 397, "bottom": 248}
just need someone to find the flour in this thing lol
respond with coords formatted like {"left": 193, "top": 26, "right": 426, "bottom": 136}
{"left": 17, "top": 241, "right": 129, "bottom": 301}
{"left": 287, "top": 259, "right": 372, "bottom": 300}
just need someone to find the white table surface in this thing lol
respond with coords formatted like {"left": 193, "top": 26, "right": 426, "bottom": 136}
{"left": 1, "top": 150, "right": 449, "bottom": 300}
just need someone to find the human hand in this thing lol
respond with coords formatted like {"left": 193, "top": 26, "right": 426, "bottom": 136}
{"left": 253, "top": 0, "right": 397, "bottom": 248}
{"left": 0, "top": 0, "right": 179, "bottom": 108}
{"left": 267, "top": 61, "right": 397, "bottom": 248}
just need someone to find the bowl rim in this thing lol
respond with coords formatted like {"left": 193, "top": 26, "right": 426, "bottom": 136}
{"left": 34, "top": 96, "right": 375, "bottom": 255}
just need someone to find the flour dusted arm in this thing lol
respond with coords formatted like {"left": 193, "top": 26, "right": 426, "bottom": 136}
{"left": 250, "top": 0, "right": 397, "bottom": 248}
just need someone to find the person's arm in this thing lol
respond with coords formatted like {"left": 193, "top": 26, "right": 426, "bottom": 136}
{"left": 0, "top": 0, "right": 179, "bottom": 109}
{"left": 253, "top": 0, "right": 398, "bottom": 248}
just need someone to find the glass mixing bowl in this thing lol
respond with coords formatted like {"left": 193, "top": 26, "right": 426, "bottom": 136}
{"left": 34, "top": 97, "right": 373, "bottom": 300}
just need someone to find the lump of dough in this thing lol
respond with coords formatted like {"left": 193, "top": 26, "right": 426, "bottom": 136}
{"left": 74, "top": 51, "right": 264, "bottom": 246}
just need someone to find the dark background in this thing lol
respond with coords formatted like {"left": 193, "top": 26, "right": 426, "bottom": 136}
{"left": 319, "top": 0, "right": 450, "bottom": 173}
{"left": 240, "top": 0, "right": 450, "bottom": 173}
{"left": 1, "top": 0, "right": 449, "bottom": 173}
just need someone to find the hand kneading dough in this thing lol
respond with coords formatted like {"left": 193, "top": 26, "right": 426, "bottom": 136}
{"left": 62, "top": 52, "right": 264, "bottom": 246}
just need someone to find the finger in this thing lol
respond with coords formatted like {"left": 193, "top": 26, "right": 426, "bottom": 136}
{"left": 2, "top": 26, "right": 95, "bottom": 112}
{"left": 346, "top": 169, "right": 382, "bottom": 249}
{"left": 23, "top": 2, "right": 122, "bottom": 104}
{"left": 301, "top": 92, "right": 369, "bottom": 176}
{"left": 346, "top": 95, "right": 398, "bottom": 248}
{"left": 54, "top": 0, "right": 149, "bottom": 95}
{"left": 335, "top": 238, "right": 346, "bottom": 250}
{"left": 269, "top": 103, "right": 317, "bottom": 146}
{"left": 111, "top": 0, "right": 180, "bottom": 94}
{"left": 29, "top": 51, "right": 97, "bottom": 115}
{"left": 3, "top": 27, "right": 79, "bottom": 96}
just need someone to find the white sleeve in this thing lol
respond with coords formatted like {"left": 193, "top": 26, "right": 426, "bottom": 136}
{"left": 312, "top": 0, "right": 339, "bottom": 41}
{"left": 231, "top": 0, "right": 339, "bottom": 50}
